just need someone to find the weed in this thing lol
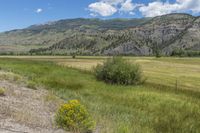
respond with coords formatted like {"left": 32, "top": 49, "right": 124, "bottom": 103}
{"left": 0, "top": 87, "right": 5, "bottom": 96}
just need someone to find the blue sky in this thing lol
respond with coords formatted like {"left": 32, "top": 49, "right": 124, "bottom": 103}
{"left": 0, "top": 0, "right": 200, "bottom": 32}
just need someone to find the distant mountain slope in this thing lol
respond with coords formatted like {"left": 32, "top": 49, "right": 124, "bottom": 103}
{"left": 27, "top": 18, "right": 150, "bottom": 31}
{"left": 0, "top": 14, "right": 200, "bottom": 55}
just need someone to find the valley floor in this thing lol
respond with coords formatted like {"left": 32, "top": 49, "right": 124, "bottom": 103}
{"left": 0, "top": 56, "right": 199, "bottom": 133}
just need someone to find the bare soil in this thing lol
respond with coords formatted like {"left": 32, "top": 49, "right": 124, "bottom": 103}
{"left": 0, "top": 78, "right": 67, "bottom": 133}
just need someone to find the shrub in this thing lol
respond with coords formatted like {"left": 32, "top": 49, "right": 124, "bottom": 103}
{"left": 55, "top": 100, "right": 95, "bottom": 133}
{"left": 155, "top": 52, "right": 162, "bottom": 58}
{"left": 72, "top": 55, "right": 76, "bottom": 59}
{"left": 94, "top": 57, "right": 144, "bottom": 85}
{"left": 0, "top": 87, "right": 5, "bottom": 96}
{"left": 71, "top": 53, "right": 76, "bottom": 59}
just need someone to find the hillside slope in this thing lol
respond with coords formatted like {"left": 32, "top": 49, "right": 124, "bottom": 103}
{"left": 0, "top": 14, "right": 199, "bottom": 55}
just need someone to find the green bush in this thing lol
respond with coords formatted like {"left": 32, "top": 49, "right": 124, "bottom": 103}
{"left": 94, "top": 57, "right": 144, "bottom": 85}
{"left": 72, "top": 55, "right": 76, "bottom": 59}
{"left": 55, "top": 100, "right": 95, "bottom": 133}
{"left": 0, "top": 87, "right": 5, "bottom": 96}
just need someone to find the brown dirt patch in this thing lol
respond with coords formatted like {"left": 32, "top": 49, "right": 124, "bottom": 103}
{"left": 0, "top": 79, "right": 67, "bottom": 133}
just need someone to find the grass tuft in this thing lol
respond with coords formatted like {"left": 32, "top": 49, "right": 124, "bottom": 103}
{"left": 27, "top": 81, "right": 37, "bottom": 90}
{"left": 0, "top": 87, "right": 6, "bottom": 96}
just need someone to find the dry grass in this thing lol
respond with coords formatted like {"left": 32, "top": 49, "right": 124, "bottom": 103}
{"left": 58, "top": 59, "right": 103, "bottom": 70}
{"left": 131, "top": 59, "right": 200, "bottom": 91}
{"left": 44, "top": 91, "right": 64, "bottom": 112}
{"left": 0, "top": 71, "right": 22, "bottom": 82}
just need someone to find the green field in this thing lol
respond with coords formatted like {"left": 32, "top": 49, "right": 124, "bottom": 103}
{"left": 0, "top": 56, "right": 200, "bottom": 133}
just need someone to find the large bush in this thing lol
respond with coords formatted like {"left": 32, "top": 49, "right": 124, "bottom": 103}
{"left": 94, "top": 57, "right": 144, "bottom": 85}
{"left": 55, "top": 100, "right": 95, "bottom": 133}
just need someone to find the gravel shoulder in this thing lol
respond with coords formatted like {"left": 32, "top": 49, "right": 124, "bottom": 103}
{"left": 0, "top": 71, "right": 67, "bottom": 133}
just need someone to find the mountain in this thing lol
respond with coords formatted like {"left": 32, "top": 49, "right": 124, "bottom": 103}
{"left": 0, "top": 13, "right": 200, "bottom": 56}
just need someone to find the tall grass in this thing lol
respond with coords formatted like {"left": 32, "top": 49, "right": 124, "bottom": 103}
{"left": 0, "top": 58, "right": 200, "bottom": 133}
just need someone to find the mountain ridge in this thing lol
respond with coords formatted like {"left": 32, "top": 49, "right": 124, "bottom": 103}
{"left": 0, "top": 13, "right": 200, "bottom": 56}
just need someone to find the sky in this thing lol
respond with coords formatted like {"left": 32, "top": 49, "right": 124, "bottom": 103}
{"left": 0, "top": 0, "right": 200, "bottom": 32}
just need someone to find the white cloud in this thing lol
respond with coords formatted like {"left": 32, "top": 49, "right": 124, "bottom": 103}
{"left": 120, "top": 0, "right": 143, "bottom": 13}
{"left": 139, "top": 0, "right": 200, "bottom": 17}
{"left": 120, "top": 0, "right": 135, "bottom": 12}
{"left": 36, "top": 8, "right": 43, "bottom": 13}
{"left": 139, "top": 1, "right": 179, "bottom": 17}
{"left": 101, "top": 0, "right": 125, "bottom": 5}
{"left": 88, "top": 0, "right": 200, "bottom": 17}
{"left": 129, "top": 11, "right": 135, "bottom": 15}
{"left": 88, "top": 2, "right": 117, "bottom": 16}
{"left": 88, "top": 0, "right": 138, "bottom": 17}
{"left": 181, "top": 0, "right": 200, "bottom": 13}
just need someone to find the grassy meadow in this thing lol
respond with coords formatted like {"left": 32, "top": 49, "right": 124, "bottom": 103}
{"left": 0, "top": 56, "right": 200, "bottom": 133}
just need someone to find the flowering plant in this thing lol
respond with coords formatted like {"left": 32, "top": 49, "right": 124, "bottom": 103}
{"left": 55, "top": 100, "right": 95, "bottom": 133}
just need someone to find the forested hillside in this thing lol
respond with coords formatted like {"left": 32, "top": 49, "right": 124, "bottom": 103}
{"left": 0, "top": 13, "right": 200, "bottom": 56}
